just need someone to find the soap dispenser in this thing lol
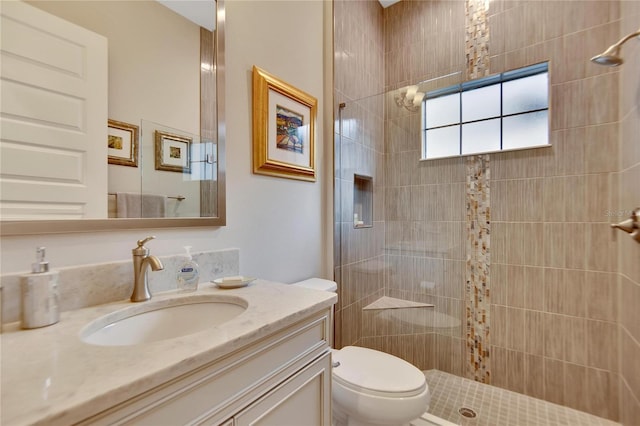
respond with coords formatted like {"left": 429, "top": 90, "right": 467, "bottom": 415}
{"left": 20, "top": 247, "right": 60, "bottom": 329}
{"left": 177, "top": 246, "right": 200, "bottom": 292}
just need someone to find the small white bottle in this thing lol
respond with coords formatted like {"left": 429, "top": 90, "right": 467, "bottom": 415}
{"left": 177, "top": 246, "right": 200, "bottom": 292}
{"left": 21, "top": 247, "right": 60, "bottom": 329}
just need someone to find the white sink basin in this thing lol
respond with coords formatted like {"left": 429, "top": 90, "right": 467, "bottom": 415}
{"left": 80, "top": 294, "right": 247, "bottom": 346}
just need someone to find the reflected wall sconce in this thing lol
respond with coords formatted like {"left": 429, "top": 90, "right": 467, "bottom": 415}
{"left": 395, "top": 85, "right": 425, "bottom": 112}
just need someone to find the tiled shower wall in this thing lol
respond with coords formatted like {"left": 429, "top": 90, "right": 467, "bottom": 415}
{"left": 377, "top": 1, "right": 468, "bottom": 374}
{"left": 334, "top": 0, "right": 637, "bottom": 423}
{"left": 334, "top": 1, "right": 469, "bottom": 370}
{"left": 333, "top": 0, "right": 385, "bottom": 349}
{"left": 618, "top": 1, "right": 640, "bottom": 423}
{"left": 488, "top": 1, "right": 621, "bottom": 421}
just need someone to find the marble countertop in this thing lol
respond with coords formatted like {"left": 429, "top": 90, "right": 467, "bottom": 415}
{"left": 0, "top": 280, "right": 336, "bottom": 426}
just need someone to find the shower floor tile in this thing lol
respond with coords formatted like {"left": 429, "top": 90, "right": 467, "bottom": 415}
{"left": 422, "top": 370, "right": 619, "bottom": 426}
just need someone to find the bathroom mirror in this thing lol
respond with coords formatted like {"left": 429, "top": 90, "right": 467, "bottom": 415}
{"left": 0, "top": 0, "right": 226, "bottom": 235}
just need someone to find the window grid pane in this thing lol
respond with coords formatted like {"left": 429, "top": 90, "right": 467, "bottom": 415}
{"left": 425, "top": 126, "right": 461, "bottom": 159}
{"left": 502, "top": 110, "right": 549, "bottom": 150}
{"left": 425, "top": 93, "right": 461, "bottom": 128}
{"left": 462, "top": 84, "right": 501, "bottom": 122}
{"left": 503, "top": 73, "right": 549, "bottom": 115}
{"left": 461, "top": 119, "right": 501, "bottom": 154}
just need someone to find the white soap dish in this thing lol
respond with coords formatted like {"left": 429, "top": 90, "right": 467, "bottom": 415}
{"left": 212, "top": 276, "right": 256, "bottom": 289}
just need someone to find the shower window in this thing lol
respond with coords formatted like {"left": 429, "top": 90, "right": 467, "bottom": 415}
{"left": 421, "top": 62, "right": 549, "bottom": 160}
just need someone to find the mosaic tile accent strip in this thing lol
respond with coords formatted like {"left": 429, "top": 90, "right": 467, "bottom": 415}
{"left": 465, "top": 154, "right": 491, "bottom": 383}
{"left": 465, "top": 0, "right": 492, "bottom": 385}
{"left": 423, "top": 370, "right": 618, "bottom": 426}
{"left": 465, "top": 0, "right": 490, "bottom": 80}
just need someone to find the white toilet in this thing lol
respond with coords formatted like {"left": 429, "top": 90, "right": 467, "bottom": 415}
{"left": 292, "top": 278, "right": 430, "bottom": 426}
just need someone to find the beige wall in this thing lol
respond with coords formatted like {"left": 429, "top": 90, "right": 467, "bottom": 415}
{"left": 29, "top": 1, "right": 200, "bottom": 132}
{"left": 1, "top": 1, "right": 331, "bottom": 286}
{"left": 335, "top": 0, "right": 637, "bottom": 422}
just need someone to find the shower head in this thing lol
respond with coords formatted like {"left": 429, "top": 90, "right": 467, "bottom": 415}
{"left": 591, "top": 28, "right": 640, "bottom": 67}
{"left": 590, "top": 46, "right": 624, "bottom": 66}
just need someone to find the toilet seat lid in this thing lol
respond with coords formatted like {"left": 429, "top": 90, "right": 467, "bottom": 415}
{"left": 332, "top": 346, "right": 426, "bottom": 395}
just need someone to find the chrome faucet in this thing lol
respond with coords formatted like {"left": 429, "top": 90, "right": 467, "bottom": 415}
{"left": 131, "top": 236, "right": 164, "bottom": 302}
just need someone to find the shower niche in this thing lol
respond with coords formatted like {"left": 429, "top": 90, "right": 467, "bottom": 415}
{"left": 353, "top": 174, "right": 372, "bottom": 228}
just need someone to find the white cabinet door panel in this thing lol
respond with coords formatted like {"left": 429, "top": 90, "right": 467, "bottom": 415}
{"left": 234, "top": 353, "right": 331, "bottom": 426}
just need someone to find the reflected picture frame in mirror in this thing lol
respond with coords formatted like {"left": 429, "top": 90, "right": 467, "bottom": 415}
{"left": 0, "top": 0, "right": 226, "bottom": 235}
{"left": 107, "top": 119, "right": 139, "bottom": 168}
{"left": 154, "top": 130, "right": 192, "bottom": 174}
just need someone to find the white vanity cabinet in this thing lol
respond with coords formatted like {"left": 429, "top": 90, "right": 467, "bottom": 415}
{"left": 78, "top": 309, "right": 332, "bottom": 426}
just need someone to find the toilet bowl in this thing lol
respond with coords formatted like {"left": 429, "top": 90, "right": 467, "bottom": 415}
{"left": 332, "top": 346, "right": 430, "bottom": 426}
{"left": 292, "top": 278, "right": 430, "bottom": 426}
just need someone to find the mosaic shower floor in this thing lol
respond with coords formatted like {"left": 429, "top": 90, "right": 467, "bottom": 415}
{"left": 412, "top": 370, "right": 619, "bottom": 426}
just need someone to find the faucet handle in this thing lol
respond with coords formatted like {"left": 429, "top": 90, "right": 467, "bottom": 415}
{"left": 133, "top": 236, "right": 156, "bottom": 256}
{"left": 610, "top": 208, "right": 640, "bottom": 244}
{"left": 137, "top": 236, "right": 156, "bottom": 248}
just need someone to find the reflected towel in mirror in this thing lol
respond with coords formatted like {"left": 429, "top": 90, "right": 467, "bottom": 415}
{"left": 116, "top": 193, "right": 167, "bottom": 218}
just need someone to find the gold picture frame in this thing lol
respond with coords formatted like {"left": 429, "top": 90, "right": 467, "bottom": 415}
{"left": 252, "top": 66, "right": 317, "bottom": 182}
{"left": 154, "top": 130, "right": 192, "bottom": 173}
{"left": 107, "top": 119, "right": 139, "bottom": 167}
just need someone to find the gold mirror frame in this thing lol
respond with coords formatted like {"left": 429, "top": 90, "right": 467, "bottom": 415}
{"left": 0, "top": 0, "right": 226, "bottom": 236}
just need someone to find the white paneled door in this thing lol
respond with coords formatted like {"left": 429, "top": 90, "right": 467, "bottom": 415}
{"left": 0, "top": 1, "right": 107, "bottom": 219}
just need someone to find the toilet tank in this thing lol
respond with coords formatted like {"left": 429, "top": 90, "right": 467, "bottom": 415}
{"left": 292, "top": 278, "right": 337, "bottom": 292}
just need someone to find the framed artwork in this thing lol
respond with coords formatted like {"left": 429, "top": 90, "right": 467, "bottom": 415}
{"left": 107, "top": 119, "right": 138, "bottom": 167}
{"left": 154, "top": 130, "right": 192, "bottom": 173}
{"left": 252, "top": 66, "right": 317, "bottom": 182}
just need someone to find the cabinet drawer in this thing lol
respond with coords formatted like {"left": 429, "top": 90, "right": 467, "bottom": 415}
{"left": 81, "top": 309, "right": 331, "bottom": 425}
{"left": 233, "top": 352, "right": 331, "bottom": 426}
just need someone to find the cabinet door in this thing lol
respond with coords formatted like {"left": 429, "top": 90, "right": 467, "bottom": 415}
{"left": 234, "top": 353, "right": 331, "bottom": 426}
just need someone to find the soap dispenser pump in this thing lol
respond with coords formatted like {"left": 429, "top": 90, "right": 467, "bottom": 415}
{"left": 20, "top": 247, "right": 60, "bottom": 329}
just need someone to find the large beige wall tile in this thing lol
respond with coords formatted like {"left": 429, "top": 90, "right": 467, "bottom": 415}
{"left": 491, "top": 304, "right": 507, "bottom": 348}
{"left": 505, "top": 307, "right": 526, "bottom": 352}
{"left": 621, "top": 328, "right": 640, "bottom": 403}
{"left": 586, "top": 319, "right": 619, "bottom": 371}
{"left": 564, "top": 363, "right": 589, "bottom": 413}
{"left": 586, "top": 223, "right": 617, "bottom": 272}
{"left": 585, "top": 124, "right": 619, "bottom": 173}
{"left": 544, "top": 358, "right": 565, "bottom": 405}
{"left": 524, "top": 310, "right": 544, "bottom": 356}
{"left": 620, "top": 276, "right": 640, "bottom": 343}
{"left": 524, "top": 354, "right": 544, "bottom": 399}
{"left": 543, "top": 176, "right": 566, "bottom": 221}
{"left": 585, "top": 368, "right": 619, "bottom": 421}
{"left": 585, "top": 271, "right": 618, "bottom": 322}
{"left": 492, "top": 345, "right": 507, "bottom": 389}
{"left": 563, "top": 316, "right": 587, "bottom": 365}
{"left": 544, "top": 269, "right": 586, "bottom": 317}
{"left": 619, "top": 379, "right": 640, "bottom": 426}
{"left": 543, "top": 312, "right": 565, "bottom": 360}
{"left": 505, "top": 349, "right": 525, "bottom": 394}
